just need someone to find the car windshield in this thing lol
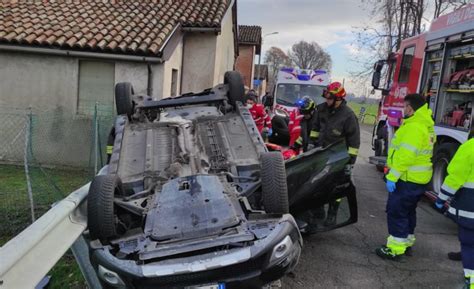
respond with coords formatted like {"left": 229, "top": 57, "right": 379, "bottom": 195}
{"left": 275, "top": 84, "right": 326, "bottom": 107}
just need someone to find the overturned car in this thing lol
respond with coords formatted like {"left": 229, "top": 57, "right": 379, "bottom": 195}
{"left": 85, "top": 72, "right": 357, "bottom": 289}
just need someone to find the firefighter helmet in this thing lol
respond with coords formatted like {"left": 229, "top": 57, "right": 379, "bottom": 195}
{"left": 327, "top": 81, "right": 346, "bottom": 99}
{"left": 296, "top": 96, "right": 316, "bottom": 115}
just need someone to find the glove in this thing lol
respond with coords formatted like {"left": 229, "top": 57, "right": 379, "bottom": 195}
{"left": 267, "top": 128, "right": 273, "bottom": 137}
{"left": 433, "top": 198, "right": 446, "bottom": 214}
{"left": 386, "top": 180, "right": 396, "bottom": 193}
{"left": 344, "top": 164, "right": 353, "bottom": 176}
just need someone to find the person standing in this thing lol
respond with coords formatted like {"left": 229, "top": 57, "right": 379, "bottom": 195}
{"left": 376, "top": 93, "right": 435, "bottom": 261}
{"left": 434, "top": 130, "right": 474, "bottom": 289}
{"left": 292, "top": 96, "right": 317, "bottom": 152}
{"left": 309, "top": 81, "right": 360, "bottom": 226}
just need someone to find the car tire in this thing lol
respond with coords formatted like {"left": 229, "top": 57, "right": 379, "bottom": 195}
{"left": 115, "top": 82, "right": 134, "bottom": 119}
{"left": 87, "top": 175, "right": 122, "bottom": 241}
{"left": 261, "top": 152, "right": 289, "bottom": 214}
{"left": 224, "top": 71, "right": 245, "bottom": 106}
{"left": 431, "top": 142, "right": 459, "bottom": 196}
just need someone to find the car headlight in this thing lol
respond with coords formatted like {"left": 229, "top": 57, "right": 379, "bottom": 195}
{"left": 275, "top": 108, "right": 289, "bottom": 118}
{"left": 98, "top": 265, "right": 126, "bottom": 288}
{"left": 269, "top": 235, "right": 294, "bottom": 264}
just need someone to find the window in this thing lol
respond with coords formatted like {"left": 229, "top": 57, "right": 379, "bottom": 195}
{"left": 398, "top": 46, "right": 415, "bottom": 83}
{"left": 275, "top": 84, "right": 326, "bottom": 107}
{"left": 171, "top": 69, "right": 178, "bottom": 97}
{"left": 78, "top": 60, "right": 115, "bottom": 115}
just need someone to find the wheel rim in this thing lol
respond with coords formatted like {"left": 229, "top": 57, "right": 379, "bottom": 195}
{"left": 433, "top": 157, "right": 449, "bottom": 196}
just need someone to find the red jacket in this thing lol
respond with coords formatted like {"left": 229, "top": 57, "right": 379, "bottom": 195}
{"left": 288, "top": 110, "right": 304, "bottom": 147}
{"left": 249, "top": 103, "right": 272, "bottom": 133}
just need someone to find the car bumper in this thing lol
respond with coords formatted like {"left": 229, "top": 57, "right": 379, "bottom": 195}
{"left": 90, "top": 214, "right": 302, "bottom": 289}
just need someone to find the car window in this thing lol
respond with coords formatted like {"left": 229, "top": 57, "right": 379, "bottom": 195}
{"left": 275, "top": 84, "right": 326, "bottom": 106}
{"left": 398, "top": 46, "right": 415, "bottom": 83}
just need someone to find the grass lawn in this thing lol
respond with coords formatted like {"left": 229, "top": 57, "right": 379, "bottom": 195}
{"left": 0, "top": 164, "right": 89, "bottom": 289}
{"left": 347, "top": 101, "right": 379, "bottom": 125}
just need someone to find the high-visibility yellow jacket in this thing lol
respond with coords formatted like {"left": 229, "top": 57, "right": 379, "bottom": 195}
{"left": 439, "top": 138, "right": 474, "bottom": 223}
{"left": 386, "top": 104, "right": 435, "bottom": 184}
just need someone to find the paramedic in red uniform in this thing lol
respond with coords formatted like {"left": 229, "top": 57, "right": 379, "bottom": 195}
{"left": 245, "top": 93, "right": 272, "bottom": 136}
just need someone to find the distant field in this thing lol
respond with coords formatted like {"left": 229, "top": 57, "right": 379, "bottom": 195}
{"left": 347, "top": 102, "right": 379, "bottom": 125}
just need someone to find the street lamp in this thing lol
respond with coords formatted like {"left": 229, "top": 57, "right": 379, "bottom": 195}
{"left": 256, "top": 31, "right": 279, "bottom": 95}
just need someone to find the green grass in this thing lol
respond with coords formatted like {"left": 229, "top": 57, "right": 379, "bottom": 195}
{"left": 0, "top": 164, "right": 89, "bottom": 289}
{"left": 347, "top": 101, "right": 379, "bottom": 125}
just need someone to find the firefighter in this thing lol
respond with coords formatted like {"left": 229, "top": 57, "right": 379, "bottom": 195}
{"left": 291, "top": 96, "right": 316, "bottom": 151}
{"left": 375, "top": 93, "right": 435, "bottom": 261}
{"left": 310, "top": 81, "right": 360, "bottom": 226}
{"left": 245, "top": 93, "right": 272, "bottom": 136}
{"left": 434, "top": 130, "right": 474, "bottom": 289}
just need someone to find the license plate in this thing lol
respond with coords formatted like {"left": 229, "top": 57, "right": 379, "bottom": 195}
{"left": 185, "top": 284, "right": 225, "bottom": 289}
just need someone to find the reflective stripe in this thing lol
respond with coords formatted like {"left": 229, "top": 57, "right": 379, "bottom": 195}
{"left": 437, "top": 191, "right": 450, "bottom": 201}
{"left": 289, "top": 121, "right": 294, "bottom": 125}
{"left": 465, "top": 182, "right": 474, "bottom": 189}
{"left": 408, "top": 165, "right": 432, "bottom": 172}
{"left": 106, "top": 145, "right": 113, "bottom": 154}
{"left": 291, "top": 126, "right": 301, "bottom": 133}
{"left": 390, "top": 169, "right": 401, "bottom": 178}
{"left": 407, "top": 234, "right": 416, "bottom": 247}
{"left": 348, "top": 147, "right": 359, "bottom": 156}
{"left": 387, "top": 235, "right": 409, "bottom": 255}
{"left": 310, "top": 131, "right": 319, "bottom": 138}
{"left": 391, "top": 144, "right": 432, "bottom": 155}
{"left": 448, "top": 207, "right": 474, "bottom": 219}
{"left": 441, "top": 183, "right": 456, "bottom": 195}
{"left": 418, "top": 149, "right": 433, "bottom": 155}
{"left": 399, "top": 143, "right": 418, "bottom": 153}
{"left": 465, "top": 269, "right": 474, "bottom": 277}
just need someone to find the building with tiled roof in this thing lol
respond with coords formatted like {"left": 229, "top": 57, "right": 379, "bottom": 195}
{"left": 0, "top": 0, "right": 238, "bottom": 114}
{"left": 235, "top": 25, "right": 262, "bottom": 91}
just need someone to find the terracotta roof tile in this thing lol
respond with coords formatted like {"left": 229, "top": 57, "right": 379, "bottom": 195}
{"left": 0, "top": 0, "right": 231, "bottom": 56}
{"left": 238, "top": 25, "right": 262, "bottom": 45}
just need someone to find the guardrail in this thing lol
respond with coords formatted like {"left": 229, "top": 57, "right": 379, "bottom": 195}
{"left": 0, "top": 183, "right": 89, "bottom": 289}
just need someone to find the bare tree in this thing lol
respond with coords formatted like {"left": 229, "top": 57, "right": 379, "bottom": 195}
{"left": 287, "top": 41, "right": 332, "bottom": 71}
{"left": 264, "top": 46, "right": 291, "bottom": 84}
{"left": 434, "top": 0, "right": 469, "bottom": 19}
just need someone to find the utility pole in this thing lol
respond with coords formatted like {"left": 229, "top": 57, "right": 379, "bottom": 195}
{"left": 256, "top": 32, "right": 279, "bottom": 95}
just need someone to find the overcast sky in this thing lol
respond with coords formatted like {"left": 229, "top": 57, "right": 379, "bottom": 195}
{"left": 237, "top": 0, "right": 375, "bottom": 96}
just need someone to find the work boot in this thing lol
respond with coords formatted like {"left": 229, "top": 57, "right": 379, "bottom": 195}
{"left": 375, "top": 246, "right": 405, "bottom": 262}
{"left": 324, "top": 202, "right": 340, "bottom": 227}
{"left": 448, "top": 251, "right": 462, "bottom": 261}
{"left": 404, "top": 247, "right": 413, "bottom": 256}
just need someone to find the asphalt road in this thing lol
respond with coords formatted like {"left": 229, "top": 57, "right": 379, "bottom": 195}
{"left": 282, "top": 125, "right": 464, "bottom": 289}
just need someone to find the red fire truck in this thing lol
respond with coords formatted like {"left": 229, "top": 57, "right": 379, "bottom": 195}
{"left": 371, "top": 4, "right": 474, "bottom": 199}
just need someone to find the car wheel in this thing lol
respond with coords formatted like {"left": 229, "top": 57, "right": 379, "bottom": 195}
{"left": 431, "top": 142, "right": 459, "bottom": 196}
{"left": 87, "top": 175, "right": 122, "bottom": 242}
{"left": 261, "top": 152, "right": 289, "bottom": 214}
{"left": 115, "top": 82, "right": 134, "bottom": 119}
{"left": 224, "top": 71, "right": 245, "bottom": 106}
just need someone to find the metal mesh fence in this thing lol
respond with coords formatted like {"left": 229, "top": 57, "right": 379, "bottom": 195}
{"left": 0, "top": 105, "right": 114, "bottom": 241}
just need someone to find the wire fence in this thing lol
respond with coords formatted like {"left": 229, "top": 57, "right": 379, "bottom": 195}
{"left": 0, "top": 105, "right": 114, "bottom": 242}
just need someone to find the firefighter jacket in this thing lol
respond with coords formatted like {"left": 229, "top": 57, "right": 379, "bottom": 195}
{"left": 439, "top": 138, "right": 474, "bottom": 228}
{"left": 386, "top": 104, "right": 435, "bottom": 184}
{"left": 249, "top": 103, "right": 272, "bottom": 133}
{"left": 310, "top": 101, "right": 360, "bottom": 164}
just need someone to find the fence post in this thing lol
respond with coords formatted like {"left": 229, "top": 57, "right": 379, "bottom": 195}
{"left": 24, "top": 108, "right": 35, "bottom": 222}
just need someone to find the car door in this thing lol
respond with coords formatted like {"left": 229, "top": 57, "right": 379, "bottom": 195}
{"left": 285, "top": 140, "right": 358, "bottom": 233}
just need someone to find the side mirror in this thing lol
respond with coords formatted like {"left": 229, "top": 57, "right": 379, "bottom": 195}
{"left": 371, "top": 60, "right": 385, "bottom": 90}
